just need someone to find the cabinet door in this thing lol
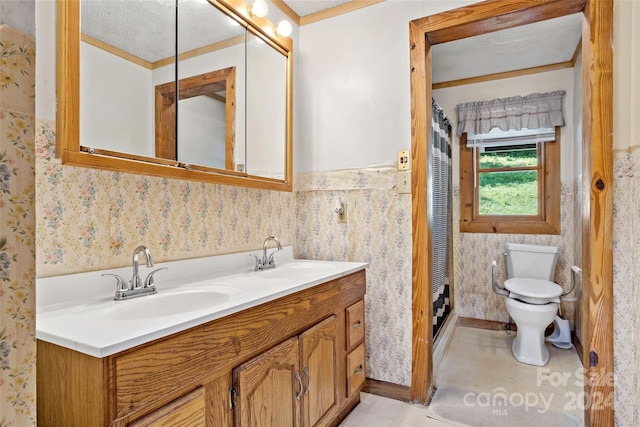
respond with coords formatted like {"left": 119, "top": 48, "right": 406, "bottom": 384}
{"left": 300, "top": 315, "right": 338, "bottom": 427}
{"left": 233, "top": 337, "right": 302, "bottom": 427}
{"left": 129, "top": 387, "right": 206, "bottom": 427}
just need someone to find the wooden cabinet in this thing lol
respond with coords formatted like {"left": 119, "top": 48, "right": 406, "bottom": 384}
{"left": 345, "top": 301, "right": 366, "bottom": 398}
{"left": 233, "top": 316, "right": 339, "bottom": 427}
{"left": 301, "top": 316, "right": 339, "bottom": 427}
{"left": 128, "top": 388, "right": 206, "bottom": 427}
{"left": 345, "top": 300, "right": 364, "bottom": 350}
{"left": 233, "top": 337, "right": 302, "bottom": 427}
{"left": 346, "top": 344, "right": 365, "bottom": 396}
{"left": 37, "top": 270, "right": 366, "bottom": 427}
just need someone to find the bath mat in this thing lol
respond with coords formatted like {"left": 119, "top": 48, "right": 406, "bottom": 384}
{"left": 426, "top": 386, "right": 582, "bottom": 427}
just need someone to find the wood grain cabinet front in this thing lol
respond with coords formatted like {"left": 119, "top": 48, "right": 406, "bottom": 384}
{"left": 346, "top": 344, "right": 366, "bottom": 397}
{"left": 37, "top": 270, "right": 366, "bottom": 427}
{"left": 232, "top": 316, "right": 339, "bottom": 427}
{"left": 233, "top": 337, "right": 303, "bottom": 427}
{"left": 345, "top": 300, "right": 364, "bottom": 350}
{"left": 128, "top": 388, "right": 206, "bottom": 427}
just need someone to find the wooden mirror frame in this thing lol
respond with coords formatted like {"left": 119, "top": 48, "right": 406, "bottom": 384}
{"left": 155, "top": 66, "right": 236, "bottom": 170}
{"left": 56, "top": 0, "right": 293, "bottom": 191}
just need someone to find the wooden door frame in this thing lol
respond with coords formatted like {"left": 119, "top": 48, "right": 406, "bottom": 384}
{"left": 408, "top": 0, "right": 614, "bottom": 425}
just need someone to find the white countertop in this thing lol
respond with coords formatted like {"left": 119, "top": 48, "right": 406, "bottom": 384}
{"left": 36, "top": 247, "right": 367, "bottom": 358}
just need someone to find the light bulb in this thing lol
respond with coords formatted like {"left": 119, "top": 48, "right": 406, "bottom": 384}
{"left": 250, "top": 0, "right": 268, "bottom": 18}
{"left": 227, "top": 16, "right": 241, "bottom": 27}
{"left": 275, "top": 19, "right": 292, "bottom": 37}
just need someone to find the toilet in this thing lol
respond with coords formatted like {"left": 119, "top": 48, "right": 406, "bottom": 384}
{"left": 503, "top": 243, "right": 563, "bottom": 366}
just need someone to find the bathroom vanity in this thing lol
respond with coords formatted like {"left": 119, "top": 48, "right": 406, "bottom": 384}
{"left": 36, "top": 249, "right": 367, "bottom": 426}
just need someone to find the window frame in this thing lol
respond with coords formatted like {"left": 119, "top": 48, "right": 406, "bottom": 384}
{"left": 459, "top": 126, "right": 561, "bottom": 234}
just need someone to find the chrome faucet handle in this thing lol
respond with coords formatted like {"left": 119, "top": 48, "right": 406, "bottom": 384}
{"left": 144, "top": 267, "right": 167, "bottom": 289}
{"left": 101, "top": 273, "right": 129, "bottom": 300}
{"left": 102, "top": 273, "right": 129, "bottom": 295}
{"left": 267, "top": 248, "right": 281, "bottom": 265}
{"left": 249, "top": 254, "right": 263, "bottom": 271}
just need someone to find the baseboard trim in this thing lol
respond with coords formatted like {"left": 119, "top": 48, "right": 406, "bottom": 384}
{"left": 573, "top": 332, "right": 584, "bottom": 365}
{"left": 433, "top": 311, "right": 459, "bottom": 371}
{"left": 457, "top": 317, "right": 516, "bottom": 331}
{"left": 362, "top": 378, "right": 411, "bottom": 402}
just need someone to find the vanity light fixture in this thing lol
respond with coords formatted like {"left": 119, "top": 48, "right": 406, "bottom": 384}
{"left": 275, "top": 19, "right": 293, "bottom": 37}
{"left": 249, "top": 0, "right": 268, "bottom": 18}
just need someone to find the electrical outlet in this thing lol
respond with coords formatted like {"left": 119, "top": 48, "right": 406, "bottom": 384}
{"left": 337, "top": 202, "right": 347, "bottom": 223}
{"left": 397, "top": 149, "right": 411, "bottom": 171}
{"left": 398, "top": 170, "right": 411, "bottom": 194}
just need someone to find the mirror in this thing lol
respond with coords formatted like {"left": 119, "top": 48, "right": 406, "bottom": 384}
{"left": 56, "top": 0, "right": 293, "bottom": 191}
{"left": 246, "top": 32, "right": 287, "bottom": 179}
{"left": 176, "top": 0, "right": 245, "bottom": 171}
{"left": 158, "top": 66, "right": 238, "bottom": 169}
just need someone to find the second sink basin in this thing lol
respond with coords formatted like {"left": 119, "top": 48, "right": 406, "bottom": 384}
{"left": 255, "top": 261, "right": 337, "bottom": 279}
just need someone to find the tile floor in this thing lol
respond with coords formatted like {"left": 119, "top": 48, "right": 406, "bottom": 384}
{"left": 340, "top": 325, "right": 584, "bottom": 426}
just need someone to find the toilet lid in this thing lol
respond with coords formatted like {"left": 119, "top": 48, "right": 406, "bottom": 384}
{"left": 504, "top": 278, "right": 563, "bottom": 299}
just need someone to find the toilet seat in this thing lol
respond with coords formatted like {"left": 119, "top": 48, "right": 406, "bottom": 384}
{"left": 504, "top": 278, "right": 563, "bottom": 305}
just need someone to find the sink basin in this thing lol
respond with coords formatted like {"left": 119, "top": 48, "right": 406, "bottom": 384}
{"left": 255, "top": 262, "right": 336, "bottom": 279}
{"left": 98, "top": 286, "right": 240, "bottom": 320}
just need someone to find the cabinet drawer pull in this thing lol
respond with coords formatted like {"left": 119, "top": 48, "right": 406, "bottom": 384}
{"left": 303, "top": 367, "right": 310, "bottom": 395}
{"left": 353, "top": 365, "right": 363, "bottom": 376}
{"left": 295, "top": 371, "right": 303, "bottom": 400}
{"left": 352, "top": 321, "right": 362, "bottom": 329}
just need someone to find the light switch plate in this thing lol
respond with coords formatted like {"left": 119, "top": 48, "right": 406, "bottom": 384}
{"left": 398, "top": 170, "right": 411, "bottom": 194}
{"left": 397, "top": 149, "right": 411, "bottom": 170}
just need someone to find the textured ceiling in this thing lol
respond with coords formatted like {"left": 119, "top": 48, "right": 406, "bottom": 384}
{"left": 81, "top": 0, "right": 245, "bottom": 63}
{"left": 81, "top": 0, "right": 582, "bottom": 84}
{"left": 431, "top": 13, "right": 583, "bottom": 84}
{"left": 283, "top": 0, "right": 352, "bottom": 17}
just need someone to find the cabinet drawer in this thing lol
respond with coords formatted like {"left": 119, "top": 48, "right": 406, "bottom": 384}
{"left": 346, "top": 344, "right": 365, "bottom": 396}
{"left": 129, "top": 387, "right": 206, "bottom": 427}
{"left": 345, "top": 300, "right": 364, "bottom": 350}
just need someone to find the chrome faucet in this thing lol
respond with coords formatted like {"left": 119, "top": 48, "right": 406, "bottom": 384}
{"left": 131, "top": 245, "right": 153, "bottom": 290}
{"left": 251, "top": 236, "right": 282, "bottom": 271}
{"left": 102, "top": 245, "right": 166, "bottom": 300}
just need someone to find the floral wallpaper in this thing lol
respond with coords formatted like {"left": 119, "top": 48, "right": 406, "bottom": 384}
{"left": 35, "top": 119, "right": 295, "bottom": 277}
{"left": 612, "top": 147, "right": 640, "bottom": 427}
{"left": 294, "top": 168, "right": 413, "bottom": 387}
{"left": 0, "top": 25, "right": 37, "bottom": 427}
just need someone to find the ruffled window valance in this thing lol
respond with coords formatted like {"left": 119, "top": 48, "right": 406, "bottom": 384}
{"left": 456, "top": 90, "right": 566, "bottom": 137}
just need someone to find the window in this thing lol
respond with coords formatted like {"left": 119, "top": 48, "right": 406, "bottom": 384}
{"left": 459, "top": 127, "right": 560, "bottom": 234}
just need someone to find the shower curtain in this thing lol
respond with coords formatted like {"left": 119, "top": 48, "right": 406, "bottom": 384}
{"left": 430, "top": 99, "right": 452, "bottom": 339}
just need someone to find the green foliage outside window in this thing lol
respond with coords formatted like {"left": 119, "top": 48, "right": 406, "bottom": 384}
{"left": 477, "top": 146, "right": 538, "bottom": 215}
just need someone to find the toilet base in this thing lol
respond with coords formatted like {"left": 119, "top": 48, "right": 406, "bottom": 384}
{"left": 505, "top": 298, "right": 558, "bottom": 367}
{"left": 512, "top": 331, "right": 549, "bottom": 366}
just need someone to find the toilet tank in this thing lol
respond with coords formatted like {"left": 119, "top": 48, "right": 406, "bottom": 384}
{"left": 505, "top": 243, "right": 560, "bottom": 281}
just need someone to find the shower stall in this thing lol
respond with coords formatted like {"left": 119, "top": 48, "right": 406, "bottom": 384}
{"left": 430, "top": 99, "right": 453, "bottom": 339}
